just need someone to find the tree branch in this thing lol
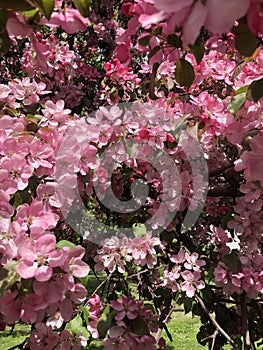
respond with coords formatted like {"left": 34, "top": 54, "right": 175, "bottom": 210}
{"left": 241, "top": 294, "right": 252, "bottom": 350}
{"left": 207, "top": 186, "right": 239, "bottom": 197}
{"left": 195, "top": 294, "right": 240, "bottom": 350}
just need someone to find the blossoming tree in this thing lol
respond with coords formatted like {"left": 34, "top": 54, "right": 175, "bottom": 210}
{"left": 0, "top": 1, "right": 263, "bottom": 350}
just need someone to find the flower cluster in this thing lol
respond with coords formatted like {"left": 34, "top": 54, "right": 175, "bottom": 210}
{"left": 103, "top": 295, "right": 158, "bottom": 350}
{"left": 0, "top": 1, "right": 263, "bottom": 349}
{"left": 94, "top": 233, "right": 160, "bottom": 273}
{"left": 163, "top": 249, "right": 206, "bottom": 298}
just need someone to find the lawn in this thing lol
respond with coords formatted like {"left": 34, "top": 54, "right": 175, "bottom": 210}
{"left": 0, "top": 312, "right": 229, "bottom": 350}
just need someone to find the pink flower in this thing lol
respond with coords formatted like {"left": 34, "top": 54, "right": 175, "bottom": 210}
{"left": 8, "top": 78, "right": 49, "bottom": 105}
{"left": 43, "top": 100, "right": 71, "bottom": 122}
{"left": 33, "top": 273, "right": 68, "bottom": 304}
{"left": 63, "top": 246, "right": 90, "bottom": 278}
{"left": 154, "top": 0, "right": 192, "bottom": 13}
{"left": 1, "top": 154, "right": 33, "bottom": 191}
{"left": 184, "top": 252, "right": 206, "bottom": 271}
{"left": 181, "top": 270, "right": 205, "bottom": 298}
{"left": 111, "top": 295, "right": 138, "bottom": 321}
{"left": 0, "top": 191, "right": 14, "bottom": 219}
{"left": 36, "top": 183, "right": 62, "bottom": 209}
{"left": 40, "top": 8, "right": 90, "bottom": 34}
{"left": 235, "top": 134, "right": 263, "bottom": 184}
{"left": 27, "top": 139, "right": 54, "bottom": 170}
{"left": 17, "top": 234, "right": 67, "bottom": 281}
{"left": 170, "top": 248, "right": 185, "bottom": 264}
{"left": 103, "top": 336, "right": 130, "bottom": 350}
{"left": 153, "top": 0, "right": 250, "bottom": 45}
{"left": 247, "top": 0, "right": 263, "bottom": 35}
{"left": 46, "top": 311, "right": 64, "bottom": 329}
{"left": 6, "top": 12, "right": 32, "bottom": 38}
{"left": 134, "top": 335, "right": 156, "bottom": 350}
{"left": 29, "top": 323, "right": 59, "bottom": 349}
{"left": 16, "top": 200, "right": 59, "bottom": 238}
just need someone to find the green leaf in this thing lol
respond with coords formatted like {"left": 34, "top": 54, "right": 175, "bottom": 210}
{"left": 97, "top": 306, "right": 116, "bottom": 338}
{"left": 200, "top": 285, "right": 213, "bottom": 307}
{"left": 221, "top": 251, "right": 242, "bottom": 274}
{"left": 0, "top": 0, "right": 34, "bottom": 11}
{"left": 0, "top": 30, "right": 10, "bottom": 53}
{"left": 82, "top": 306, "right": 89, "bottom": 324}
{"left": 148, "top": 45, "right": 161, "bottom": 60}
{"left": 233, "top": 19, "right": 259, "bottom": 57}
{"left": 125, "top": 139, "right": 137, "bottom": 158}
{"left": 22, "top": 8, "right": 40, "bottom": 19}
{"left": 56, "top": 240, "right": 76, "bottom": 250}
{"left": 152, "top": 26, "right": 162, "bottom": 36}
{"left": 133, "top": 223, "right": 147, "bottom": 237}
{"left": 31, "top": 0, "right": 54, "bottom": 19}
{"left": 160, "top": 230, "right": 174, "bottom": 244}
{"left": 228, "top": 93, "right": 246, "bottom": 116}
{"left": 70, "top": 314, "right": 83, "bottom": 333}
{"left": 175, "top": 58, "right": 195, "bottom": 88}
{"left": 0, "top": 261, "right": 20, "bottom": 298}
{"left": 149, "top": 61, "right": 160, "bottom": 100}
{"left": 234, "top": 85, "right": 249, "bottom": 95}
{"left": 167, "top": 34, "right": 181, "bottom": 48}
{"left": 73, "top": 0, "right": 91, "bottom": 17}
{"left": 138, "top": 35, "right": 151, "bottom": 47}
{"left": 79, "top": 326, "right": 90, "bottom": 339}
{"left": 0, "top": 9, "right": 7, "bottom": 33}
{"left": 128, "top": 315, "right": 149, "bottom": 336}
{"left": 189, "top": 42, "right": 205, "bottom": 65}
{"left": 183, "top": 296, "right": 193, "bottom": 314}
{"left": 247, "top": 77, "right": 263, "bottom": 102}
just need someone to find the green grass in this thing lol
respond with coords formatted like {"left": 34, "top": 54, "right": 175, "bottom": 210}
{"left": 0, "top": 312, "right": 218, "bottom": 350}
{"left": 163, "top": 312, "right": 205, "bottom": 350}
{"left": 0, "top": 323, "right": 30, "bottom": 350}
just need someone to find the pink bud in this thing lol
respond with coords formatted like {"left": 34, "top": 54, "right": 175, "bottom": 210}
{"left": 36, "top": 32, "right": 43, "bottom": 40}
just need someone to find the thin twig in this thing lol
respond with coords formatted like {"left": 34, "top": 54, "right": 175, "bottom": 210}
{"left": 84, "top": 273, "right": 112, "bottom": 307}
{"left": 7, "top": 338, "right": 28, "bottom": 350}
{"left": 211, "top": 330, "right": 219, "bottom": 350}
{"left": 201, "top": 329, "right": 219, "bottom": 349}
{"left": 155, "top": 294, "right": 181, "bottom": 343}
{"left": 93, "top": 273, "right": 112, "bottom": 296}
{"left": 195, "top": 294, "right": 240, "bottom": 350}
{"left": 241, "top": 294, "right": 252, "bottom": 350}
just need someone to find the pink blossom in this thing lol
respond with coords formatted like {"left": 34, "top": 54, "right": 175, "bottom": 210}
{"left": 6, "top": 12, "right": 32, "bottom": 38}
{"left": 247, "top": 0, "right": 263, "bottom": 35}
{"left": 17, "top": 234, "right": 67, "bottom": 282}
{"left": 235, "top": 134, "right": 263, "bottom": 184}
{"left": 27, "top": 139, "right": 54, "bottom": 170}
{"left": 170, "top": 248, "right": 185, "bottom": 264}
{"left": 43, "top": 100, "right": 71, "bottom": 123}
{"left": 1, "top": 154, "right": 34, "bottom": 191}
{"left": 181, "top": 270, "right": 205, "bottom": 298}
{"left": 8, "top": 78, "right": 49, "bottom": 105}
{"left": 41, "top": 8, "right": 91, "bottom": 34}
{"left": 184, "top": 252, "right": 206, "bottom": 271}
{"left": 46, "top": 311, "right": 64, "bottom": 329}
{"left": 63, "top": 246, "right": 90, "bottom": 278}
{"left": 153, "top": 0, "right": 192, "bottom": 13}
{"left": 16, "top": 200, "right": 59, "bottom": 238}
{"left": 111, "top": 295, "right": 138, "bottom": 321}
